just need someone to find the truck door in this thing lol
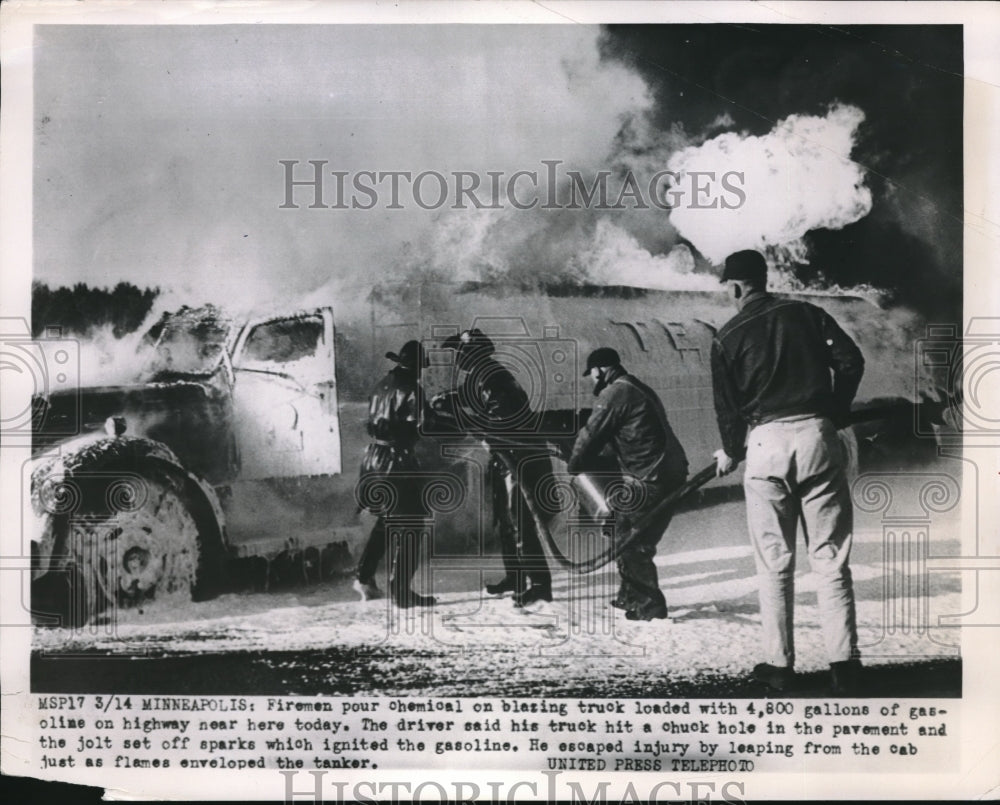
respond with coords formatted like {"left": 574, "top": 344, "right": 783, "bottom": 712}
{"left": 230, "top": 309, "right": 342, "bottom": 479}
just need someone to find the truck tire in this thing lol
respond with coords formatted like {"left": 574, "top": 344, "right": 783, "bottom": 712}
{"left": 38, "top": 465, "right": 222, "bottom": 625}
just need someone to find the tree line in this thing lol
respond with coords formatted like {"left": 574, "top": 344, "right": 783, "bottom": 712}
{"left": 32, "top": 281, "right": 160, "bottom": 338}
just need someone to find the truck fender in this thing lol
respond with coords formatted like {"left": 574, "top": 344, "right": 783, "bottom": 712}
{"left": 31, "top": 435, "right": 227, "bottom": 546}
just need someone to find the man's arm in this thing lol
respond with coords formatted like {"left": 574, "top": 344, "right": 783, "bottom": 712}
{"left": 820, "top": 310, "right": 865, "bottom": 421}
{"left": 415, "top": 382, "right": 435, "bottom": 429}
{"left": 395, "top": 384, "right": 421, "bottom": 446}
{"left": 710, "top": 338, "right": 748, "bottom": 463}
{"left": 364, "top": 380, "right": 382, "bottom": 438}
{"left": 567, "top": 392, "right": 619, "bottom": 474}
{"left": 480, "top": 369, "right": 531, "bottom": 425}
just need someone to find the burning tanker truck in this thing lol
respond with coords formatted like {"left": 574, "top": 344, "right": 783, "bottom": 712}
{"left": 28, "top": 280, "right": 948, "bottom": 625}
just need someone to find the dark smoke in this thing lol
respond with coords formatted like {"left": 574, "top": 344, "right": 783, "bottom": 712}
{"left": 599, "top": 24, "right": 963, "bottom": 320}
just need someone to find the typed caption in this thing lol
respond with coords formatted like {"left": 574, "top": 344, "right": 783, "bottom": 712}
{"left": 34, "top": 694, "right": 954, "bottom": 780}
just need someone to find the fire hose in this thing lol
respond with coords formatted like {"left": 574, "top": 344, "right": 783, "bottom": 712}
{"left": 492, "top": 448, "right": 718, "bottom": 574}
{"left": 430, "top": 403, "right": 864, "bottom": 574}
{"left": 429, "top": 410, "right": 708, "bottom": 573}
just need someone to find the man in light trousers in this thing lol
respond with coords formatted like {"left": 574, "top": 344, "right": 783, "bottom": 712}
{"left": 711, "top": 249, "right": 865, "bottom": 695}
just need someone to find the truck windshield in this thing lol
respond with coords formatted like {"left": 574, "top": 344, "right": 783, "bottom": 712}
{"left": 142, "top": 306, "right": 234, "bottom": 379}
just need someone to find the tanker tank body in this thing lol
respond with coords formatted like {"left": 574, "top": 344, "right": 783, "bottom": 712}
{"left": 358, "top": 280, "right": 939, "bottom": 556}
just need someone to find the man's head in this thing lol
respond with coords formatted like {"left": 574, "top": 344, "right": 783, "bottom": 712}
{"left": 440, "top": 328, "right": 496, "bottom": 372}
{"left": 583, "top": 346, "right": 621, "bottom": 395}
{"left": 453, "top": 328, "right": 495, "bottom": 371}
{"left": 722, "top": 250, "right": 767, "bottom": 308}
{"left": 385, "top": 339, "right": 428, "bottom": 374}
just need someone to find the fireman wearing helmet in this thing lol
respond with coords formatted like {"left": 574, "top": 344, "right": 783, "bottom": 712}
{"left": 354, "top": 340, "right": 436, "bottom": 608}
{"left": 436, "top": 329, "right": 554, "bottom": 607}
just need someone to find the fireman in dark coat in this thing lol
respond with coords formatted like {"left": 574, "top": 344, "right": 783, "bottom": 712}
{"left": 354, "top": 340, "right": 435, "bottom": 608}
{"left": 568, "top": 348, "right": 688, "bottom": 621}
{"left": 437, "top": 329, "right": 554, "bottom": 607}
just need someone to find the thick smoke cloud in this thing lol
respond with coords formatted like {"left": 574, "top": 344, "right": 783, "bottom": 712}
{"left": 34, "top": 25, "right": 962, "bottom": 320}
{"left": 33, "top": 25, "right": 655, "bottom": 308}
{"left": 599, "top": 24, "right": 963, "bottom": 317}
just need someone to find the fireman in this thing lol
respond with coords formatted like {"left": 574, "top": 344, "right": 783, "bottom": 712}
{"left": 568, "top": 347, "right": 688, "bottom": 621}
{"left": 354, "top": 340, "right": 436, "bottom": 608}
{"left": 436, "top": 329, "right": 554, "bottom": 607}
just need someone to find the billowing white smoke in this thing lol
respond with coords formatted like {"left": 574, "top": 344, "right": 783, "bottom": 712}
{"left": 667, "top": 104, "right": 873, "bottom": 266}
{"left": 576, "top": 221, "right": 717, "bottom": 290}
{"left": 399, "top": 210, "right": 720, "bottom": 292}
{"left": 425, "top": 209, "right": 507, "bottom": 283}
{"left": 74, "top": 289, "right": 223, "bottom": 387}
{"left": 35, "top": 26, "right": 654, "bottom": 305}
{"left": 76, "top": 324, "right": 155, "bottom": 387}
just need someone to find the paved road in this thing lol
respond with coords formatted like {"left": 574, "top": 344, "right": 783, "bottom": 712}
{"left": 32, "top": 648, "right": 959, "bottom": 698}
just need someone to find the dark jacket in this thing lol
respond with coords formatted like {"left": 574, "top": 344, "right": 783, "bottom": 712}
{"left": 711, "top": 291, "right": 865, "bottom": 461}
{"left": 459, "top": 357, "right": 533, "bottom": 437}
{"left": 567, "top": 366, "right": 688, "bottom": 484}
{"left": 361, "top": 366, "right": 423, "bottom": 475}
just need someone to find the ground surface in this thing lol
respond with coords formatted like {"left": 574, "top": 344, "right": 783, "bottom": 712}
{"left": 32, "top": 485, "right": 964, "bottom": 698}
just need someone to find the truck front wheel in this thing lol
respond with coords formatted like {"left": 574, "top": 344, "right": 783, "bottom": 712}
{"left": 36, "top": 467, "right": 220, "bottom": 625}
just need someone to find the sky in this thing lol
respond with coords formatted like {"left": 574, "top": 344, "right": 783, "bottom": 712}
{"left": 33, "top": 23, "right": 963, "bottom": 318}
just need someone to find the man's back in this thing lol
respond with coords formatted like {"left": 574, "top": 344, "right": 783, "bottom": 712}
{"left": 461, "top": 357, "right": 532, "bottom": 435}
{"left": 608, "top": 374, "right": 687, "bottom": 480}
{"left": 570, "top": 367, "right": 687, "bottom": 483}
{"left": 712, "top": 292, "right": 864, "bottom": 459}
